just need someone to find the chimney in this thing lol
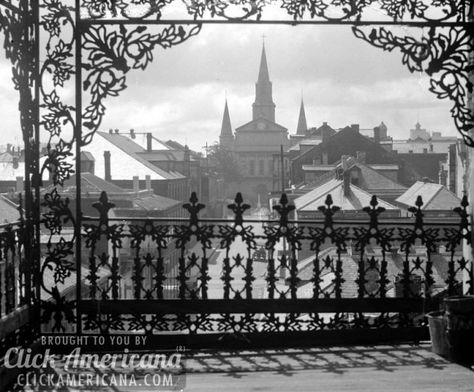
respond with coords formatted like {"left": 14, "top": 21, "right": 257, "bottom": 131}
{"left": 351, "top": 124, "right": 360, "bottom": 133}
{"left": 16, "top": 176, "right": 24, "bottom": 193}
{"left": 114, "top": 128, "right": 119, "bottom": 134}
{"left": 6, "top": 143, "right": 12, "bottom": 153}
{"left": 341, "top": 155, "right": 349, "bottom": 170}
{"left": 356, "top": 151, "right": 366, "bottom": 164}
{"left": 104, "top": 151, "right": 111, "bottom": 181}
{"left": 448, "top": 143, "right": 456, "bottom": 193}
{"left": 130, "top": 128, "right": 136, "bottom": 139}
{"left": 145, "top": 175, "right": 152, "bottom": 194}
{"left": 184, "top": 145, "right": 190, "bottom": 177}
{"left": 109, "top": 129, "right": 113, "bottom": 134}
{"left": 341, "top": 155, "right": 350, "bottom": 197}
{"left": 322, "top": 152, "right": 328, "bottom": 165}
{"left": 133, "top": 176, "right": 139, "bottom": 196}
{"left": 321, "top": 122, "right": 329, "bottom": 143}
{"left": 439, "top": 168, "right": 447, "bottom": 186}
{"left": 374, "top": 126, "right": 381, "bottom": 144}
{"left": 146, "top": 133, "right": 152, "bottom": 152}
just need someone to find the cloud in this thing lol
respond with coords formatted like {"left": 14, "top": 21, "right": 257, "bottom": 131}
{"left": 0, "top": 25, "right": 460, "bottom": 152}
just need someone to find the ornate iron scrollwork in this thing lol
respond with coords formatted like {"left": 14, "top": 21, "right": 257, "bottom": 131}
{"left": 353, "top": 25, "right": 474, "bottom": 146}
{"left": 81, "top": 23, "right": 201, "bottom": 145}
{"left": 1, "top": 0, "right": 472, "bottom": 341}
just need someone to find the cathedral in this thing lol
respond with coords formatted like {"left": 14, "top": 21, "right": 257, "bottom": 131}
{"left": 219, "top": 44, "right": 293, "bottom": 204}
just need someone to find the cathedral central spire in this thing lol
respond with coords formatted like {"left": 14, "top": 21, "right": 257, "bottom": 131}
{"left": 257, "top": 43, "right": 270, "bottom": 83}
{"left": 252, "top": 43, "right": 275, "bottom": 123}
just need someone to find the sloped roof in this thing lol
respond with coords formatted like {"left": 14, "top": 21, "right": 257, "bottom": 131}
{"left": 138, "top": 149, "right": 194, "bottom": 162}
{"left": 44, "top": 172, "right": 128, "bottom": 195}
{"left": 301, "top": 160, "right": 406, "bottom": 193}
{"left": 132, "top": 194, "right": 181, "bottom": 211}
{"left": 0, "top": 152, "right": 13, "bottom": 163}
{"left": 0, "top": 195, "right": 20, "bottom": 224}
{"left": 164, "top": 140, "right": 185, "bottom": 150}
{"left": 289, "top": 138, "right": 323, "bottom": 152}
{"left": 295, "top": 178, "right": 398, "bottom": 212}
{"left": 96, "top": 132, "right": 184, "bottom": 180}
{"left": 128, "top": 133, "right": 172, "bottom": 151}
{"left": 395, "top": 181, "right": 460, "bottom": 210}
{"left": 354, "top": 163, "right": 406, "bottom": 191}
{"left": 0, "top": 161, "right": 25, "bottom": 181}
{"left": 308, "top": 123, "right": 337, "bottom": 138}
{"left": 80, "top": 151, "right": 95, "bottom": 161}
{"left": 292, "top": 126, "right": 420, "bottom": 186}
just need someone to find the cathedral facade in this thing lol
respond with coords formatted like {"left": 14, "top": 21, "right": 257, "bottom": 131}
{"left": 219, "top": 44, "right": 290, "bottom": 204}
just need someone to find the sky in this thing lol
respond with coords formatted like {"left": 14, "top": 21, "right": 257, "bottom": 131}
{"left": 0, "top": 24, "right": 458, "bottom": 152}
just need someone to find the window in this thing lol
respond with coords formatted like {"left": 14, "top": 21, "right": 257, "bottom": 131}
{"left": 249, "top": 160, "right": 255, "bottom": 176}
{"left": 259, "top": 160, "right": 264, "bottom": 175}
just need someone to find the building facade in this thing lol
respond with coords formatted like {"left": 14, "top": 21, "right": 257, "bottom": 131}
{"left": 219, "top": 44, "right": 290, "bottom": 203}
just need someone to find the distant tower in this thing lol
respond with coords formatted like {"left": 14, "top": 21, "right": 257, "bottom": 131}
{"left": 252, "top": 43, "right": 276, "bottom": 122}
{"left": 219, "top": 99, "right": 234, "bottom": 149}
{"left": 378, "top": 121, "right": 388, "bottom": 139}
{"left": 296, "top": 98, "right": 308, "bottom": 136}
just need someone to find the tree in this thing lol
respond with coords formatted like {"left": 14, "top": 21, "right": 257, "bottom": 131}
{"left": 207, "top": 144, "right": 243, "bottom": 184}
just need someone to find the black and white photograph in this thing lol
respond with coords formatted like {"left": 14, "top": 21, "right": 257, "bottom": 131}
{"left": 0, "top": 0, "right": 473, "bottom": 391}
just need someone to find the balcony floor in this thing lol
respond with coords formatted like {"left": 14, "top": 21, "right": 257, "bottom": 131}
{"left": 17, "top": 343, "right": 474, "bottom": 391}
{"left": 184, "top": 344, "right": 473, "bottom": 392}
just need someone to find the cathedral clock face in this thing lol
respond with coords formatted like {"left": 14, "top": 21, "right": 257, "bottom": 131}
{"left": 257, "top": 121, "right": 266, "bottom": 130}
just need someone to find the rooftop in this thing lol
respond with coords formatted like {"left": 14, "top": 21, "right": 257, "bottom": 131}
{"left": 0, "top": 194, "right": 20, "bottom": 223}
{"left": 43, "top": 172, "right": 129, "bottom": 195}
{"left": 94, "top": 132, "right": 185, "bottom": 180}
{"left": 396, "top": 181, "right": 461, "bottom": 210}
{"left": 302, "top": 159, "right": 406, "bottom": 192}
{"left": 294, "top": 178, "right": 399, "bottom": 213}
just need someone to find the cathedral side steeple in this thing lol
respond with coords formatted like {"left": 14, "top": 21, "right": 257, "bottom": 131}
{"left": 296, "top": 98, "right": 308, "bottom": 135}
{"left": 219, "top": 99, "right": 234, "bottom": 149}
{"left": 252, "top": 43, "right": 276, "bottom": 123}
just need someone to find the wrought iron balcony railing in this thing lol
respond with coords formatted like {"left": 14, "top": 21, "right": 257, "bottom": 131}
{"left": 0, "top": 222, "right": 26, "bottom": 319}
{"left": 32, "top": 191, "right": 473, "bottom": 349}
{"left": 0, "top": 220, "right": 40, "bottom": 363}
